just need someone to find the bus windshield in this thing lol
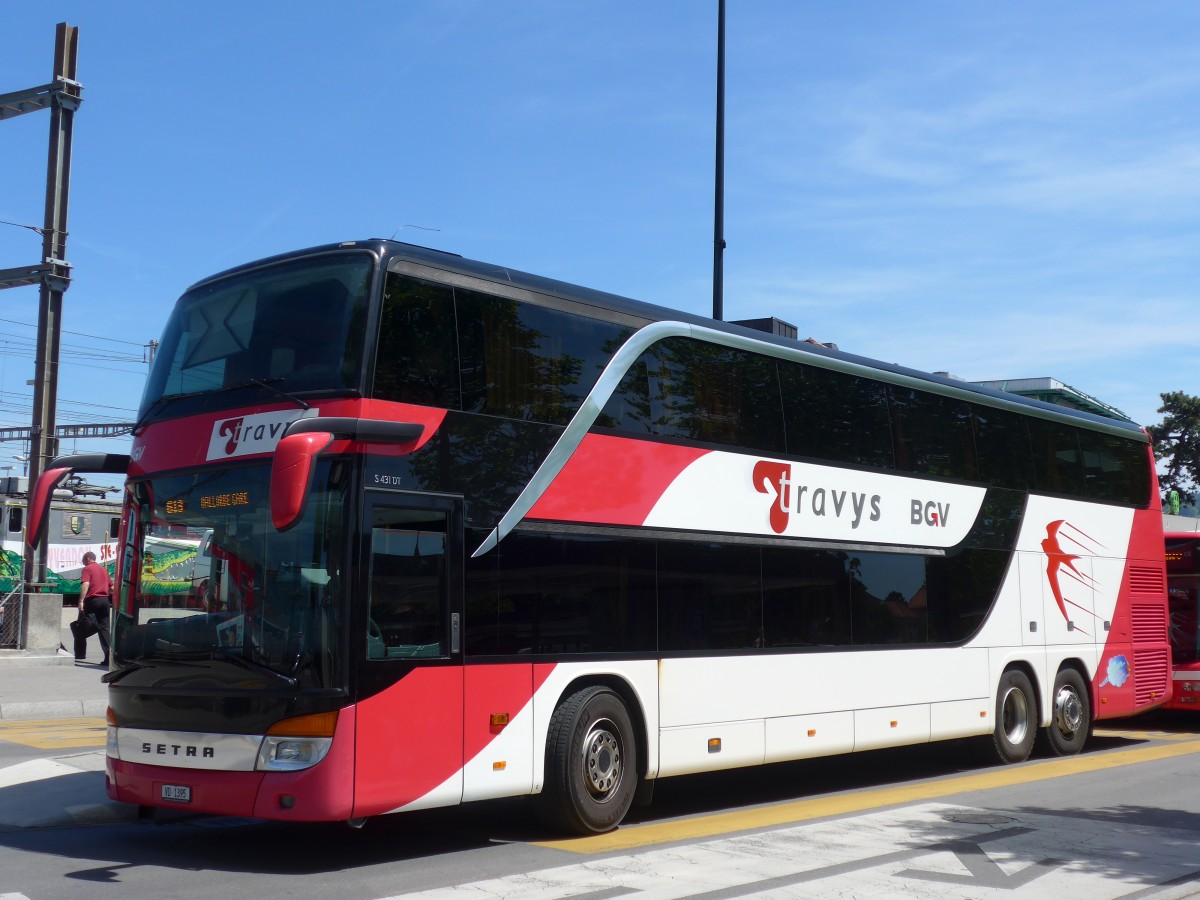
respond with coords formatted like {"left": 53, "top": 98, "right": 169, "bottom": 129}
{"left": 113, "top": 461, "right": 349, "bottom": 689}
{"left": 138, "top": 251, "right": 373, "bottom": 418}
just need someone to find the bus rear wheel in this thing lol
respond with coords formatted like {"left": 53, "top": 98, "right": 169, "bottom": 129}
{"left": 537, "top": 686, "right": 637, "bottom": 835}
{"left": 991, "top": 669, "right": 1037, "bottom": 764}
{"left": 1040, "top": 667, "right": 1091, "bottom": 756}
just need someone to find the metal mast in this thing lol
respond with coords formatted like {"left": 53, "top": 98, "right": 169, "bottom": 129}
{"left": 0, "top": 23, "right": 82, "bottom": 587}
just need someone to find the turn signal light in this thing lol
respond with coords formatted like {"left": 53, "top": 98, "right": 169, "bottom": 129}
{"left": 267, "top": 710, "right": 339, "bottom": 738}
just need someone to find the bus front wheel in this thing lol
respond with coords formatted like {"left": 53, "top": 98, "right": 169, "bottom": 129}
{"left": 991, "top": 669, "right": 1037, "bottom": 764}
{"left": 537, "top": 686, "right": 637, "bottom": 835}
{"left": 1040, "top": 667, "right": 1091, "bottom": 756}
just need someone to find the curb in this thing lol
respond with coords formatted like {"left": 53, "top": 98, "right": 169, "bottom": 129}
{"left": 0, "top": 652, "right": 76, "bottom": 668}
{"left": 0, "top": 699, "right": 108, "bottom": 721}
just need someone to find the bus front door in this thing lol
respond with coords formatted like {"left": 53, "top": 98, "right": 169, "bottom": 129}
{"left": 352, "top": 493, "right": 464, "bottom": 818}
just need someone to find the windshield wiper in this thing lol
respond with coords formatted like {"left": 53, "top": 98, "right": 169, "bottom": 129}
{"left": 102, "top": 660, "right": 157, "bottom": 684}
{"left": 132, "top": 378, "right": 309, "bottom": 435}
{"left": 130, "top": 389, "right": 210, "bottom": 435}
{"left": 245, "top": 377, "right": 309, "bottom": 410}
{"left": 149, "top": 647, "right": 299, "bottom": 688}
{"left": 213, "top": 649, "right": 298, "bottom": 688}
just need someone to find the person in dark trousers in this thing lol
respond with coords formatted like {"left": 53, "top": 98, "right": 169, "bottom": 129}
{"left": 72, "top": 551, "right": 112, "bottom": 666}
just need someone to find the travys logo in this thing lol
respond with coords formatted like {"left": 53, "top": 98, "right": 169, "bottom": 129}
{"left": 206, "top": 409, "right": 312, "bottom": 461}
{"left": 1041, "top": 519, "right": 1104, "bottom": 636}
{"left": 752, "top": 460, "right": 880, "bottom": 534}
{"left": 641, "top": 452, "right": 986, "bottom": 547}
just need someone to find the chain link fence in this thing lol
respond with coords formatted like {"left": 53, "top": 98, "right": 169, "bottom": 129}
{"left": 0, "top": 587, "right": 24, "bottom": 649}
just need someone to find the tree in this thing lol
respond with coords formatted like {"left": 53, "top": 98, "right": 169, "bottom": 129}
{"left": 1147, "top": 391, "right": 1200, "bottom": 505}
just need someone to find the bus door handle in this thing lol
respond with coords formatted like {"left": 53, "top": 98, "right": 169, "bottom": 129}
{"left": 451, "top": 613, "right": 461, "bottom": 654}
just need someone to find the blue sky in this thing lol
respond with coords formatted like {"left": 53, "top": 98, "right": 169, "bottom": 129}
{"left": 3, "top": 2, "right": 1199, "bottom": 482}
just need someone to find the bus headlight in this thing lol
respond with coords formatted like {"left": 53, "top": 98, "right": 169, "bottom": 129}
{"left": 255, "top": 710, "right": 338, "bottom": 772}
{"left": 255, "top": 736, "right": 333, "bottom": 772}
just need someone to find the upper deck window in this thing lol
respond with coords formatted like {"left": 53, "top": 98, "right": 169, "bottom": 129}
{"left": 139, "top": 253, "right": 372, "bottom": 418}
{"left": 374, "top": 272, "right": 633, "bottom": 426}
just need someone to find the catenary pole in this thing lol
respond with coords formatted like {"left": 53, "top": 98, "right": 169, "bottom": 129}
{"left": 24, "top": 23, "right": 81, "bottom": 589}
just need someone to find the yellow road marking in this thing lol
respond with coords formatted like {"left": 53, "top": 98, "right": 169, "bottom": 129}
{"left": 0, "top": 717, "right": 106, "bottom": 750}
{"left": 1094, "top": 728, "right": 1200, "bottom": 741}
{"left": 537, "top": 737, "right": 1200, "bottom": 854}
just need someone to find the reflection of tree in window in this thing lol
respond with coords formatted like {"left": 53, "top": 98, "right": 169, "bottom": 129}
{"left": 599, "top": 338, "right": 785, "bottom": 453}
{"left": 780, "top": 363, "right": 893, "bottom": 469}
{"left": 850, "top": 552, "right": 927, "bottom": 644}
{"left": 375, "top": 273, "right": 633, "bottom": 427}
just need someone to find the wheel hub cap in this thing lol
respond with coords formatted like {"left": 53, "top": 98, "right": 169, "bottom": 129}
{"left": 583, "top": 720, "right": 622, "bottom": 800}
{"left": 1055, "top": 687, "right": 1083, "bottom": 735}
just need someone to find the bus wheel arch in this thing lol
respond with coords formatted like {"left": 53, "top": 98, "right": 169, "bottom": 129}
{"left": 1039, "top": 663, "right": 1091, "bottom": 756}
{"left": 536, "top": 679, "right": 644, "bottom": 834}
{"left": 990, "top": 665, "right": 1039, "bottom": 764}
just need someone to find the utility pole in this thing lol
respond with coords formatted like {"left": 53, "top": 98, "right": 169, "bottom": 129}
{"left": 712, "top": 0, "right": 726, "bottom": 322}
{"left": 0, "top": 23, "right": 82, "bottom": 588}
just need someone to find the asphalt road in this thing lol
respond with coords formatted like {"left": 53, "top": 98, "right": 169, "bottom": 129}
{"left": 2, "top": 712, "right": 1200, "bottom": 899}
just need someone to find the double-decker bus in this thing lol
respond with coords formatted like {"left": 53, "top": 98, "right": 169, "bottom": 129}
{"left": 1166, "top": 532, "right": 1200, "bottom": 710}
{"left": 29, "top": 240, "right": 1168, "bottom": 834}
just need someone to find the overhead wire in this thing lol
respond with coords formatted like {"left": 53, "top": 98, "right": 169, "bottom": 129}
{"left": 0, "top": 314, "right": 147, "bottom": 431}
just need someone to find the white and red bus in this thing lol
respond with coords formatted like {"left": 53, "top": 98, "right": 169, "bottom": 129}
{"left": 1166, "top": 532, "right": 1200, "bottom": 710}
{"left": 29, "top": 240, "right": 1169, "bottom": 833}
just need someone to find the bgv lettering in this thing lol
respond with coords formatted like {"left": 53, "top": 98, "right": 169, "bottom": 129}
{"left": 753, "top": 460, "right": 881, "bottom": 535}
{"left": 911, "top": 499, "right": 951, "bottom": 527}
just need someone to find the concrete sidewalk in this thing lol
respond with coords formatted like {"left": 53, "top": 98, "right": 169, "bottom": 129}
{"left": 0, "top": 605, "right": 110, "bottom": 721}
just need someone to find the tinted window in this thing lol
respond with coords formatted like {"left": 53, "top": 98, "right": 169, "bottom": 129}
{"left": 468, "top": 532, "right": 1013, "bottom": 654}
{"left": 367, "top": 508, "right": 447, "bottom": 660}
{"left": 849, "top": 552, "right": 927, "bottom": 644}
{"left": 779, "top": 362, "right": 893, "bottom": 469}
{"left": 659, "top": 541, "right": 763, "bottom": 651}
{"left": 973, "top": 405, "right": 1034, "bottom": 490}
{"left": 457, "top": 290, "right": 630, "bottom": 425}
{"left": 1029, "top": 419, "right": 1084, "bottom": 496}
{"left": 1078, "top": 430, "right": 1150, "bottom": 506}
{"left": 489, "top": 532, "right": 656, "bottom": 654}
{"left": 376, "top": 273, "right": 630, "bottom": 425}
{"left": 762, "top": 547, "right": 852, "bottom": 646}
{"left": 890, "top": 387, "right": 977, "bottom": 479}
{"left": 599, "top": 338, "right": 785, "bottom": 452}
{"left": 926, "top": 548, "right": 1005, "bottom": 642}
{"left": 596, "top": 357, "right": 653, "bottom": 433}
{"left": 142, "top": 253, "right": 371, "bottom": 414}
{"left": 375, "top": 274, "right": 460, "bottom": 409}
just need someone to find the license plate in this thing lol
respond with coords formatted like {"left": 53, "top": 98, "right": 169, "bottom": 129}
{"left": 161, "top": 784, "right": 191, "bottom": 803}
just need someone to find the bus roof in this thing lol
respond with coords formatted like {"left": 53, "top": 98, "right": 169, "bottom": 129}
{"left": 190, "top": 239, "right": 1148, "bottom": 441}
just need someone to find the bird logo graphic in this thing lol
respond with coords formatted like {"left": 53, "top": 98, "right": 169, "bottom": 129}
{"left": 1041, "top": 519, "right": 1104, "bottom": 636}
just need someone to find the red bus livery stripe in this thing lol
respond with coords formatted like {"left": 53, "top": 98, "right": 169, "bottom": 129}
{"left": 527, "top": 434, "right": 708, "bottom": 526}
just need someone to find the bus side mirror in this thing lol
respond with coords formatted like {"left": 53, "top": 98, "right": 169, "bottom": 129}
{"left": 270, "top": 431, "right": 334, "bottom": 532}
{"left": 27, "top": 453, "right": 130, "bottom": 551}
{"left": 26, "top": 466, "right": 75, "bottom": 551}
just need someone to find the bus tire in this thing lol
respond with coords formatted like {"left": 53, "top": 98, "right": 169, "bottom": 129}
{"left": 991, "top": 669, "right": 1037, "bottom": 764}
{"left": 537, "top": 686, "right": 637, "bottom": 835}
{"left": 1040, "top": 667, "right": 1091, "bottom": 756}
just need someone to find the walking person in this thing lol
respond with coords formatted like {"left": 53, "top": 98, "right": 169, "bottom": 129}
{"left": 72, "top": 551, "right": 112, "bottom": 666}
